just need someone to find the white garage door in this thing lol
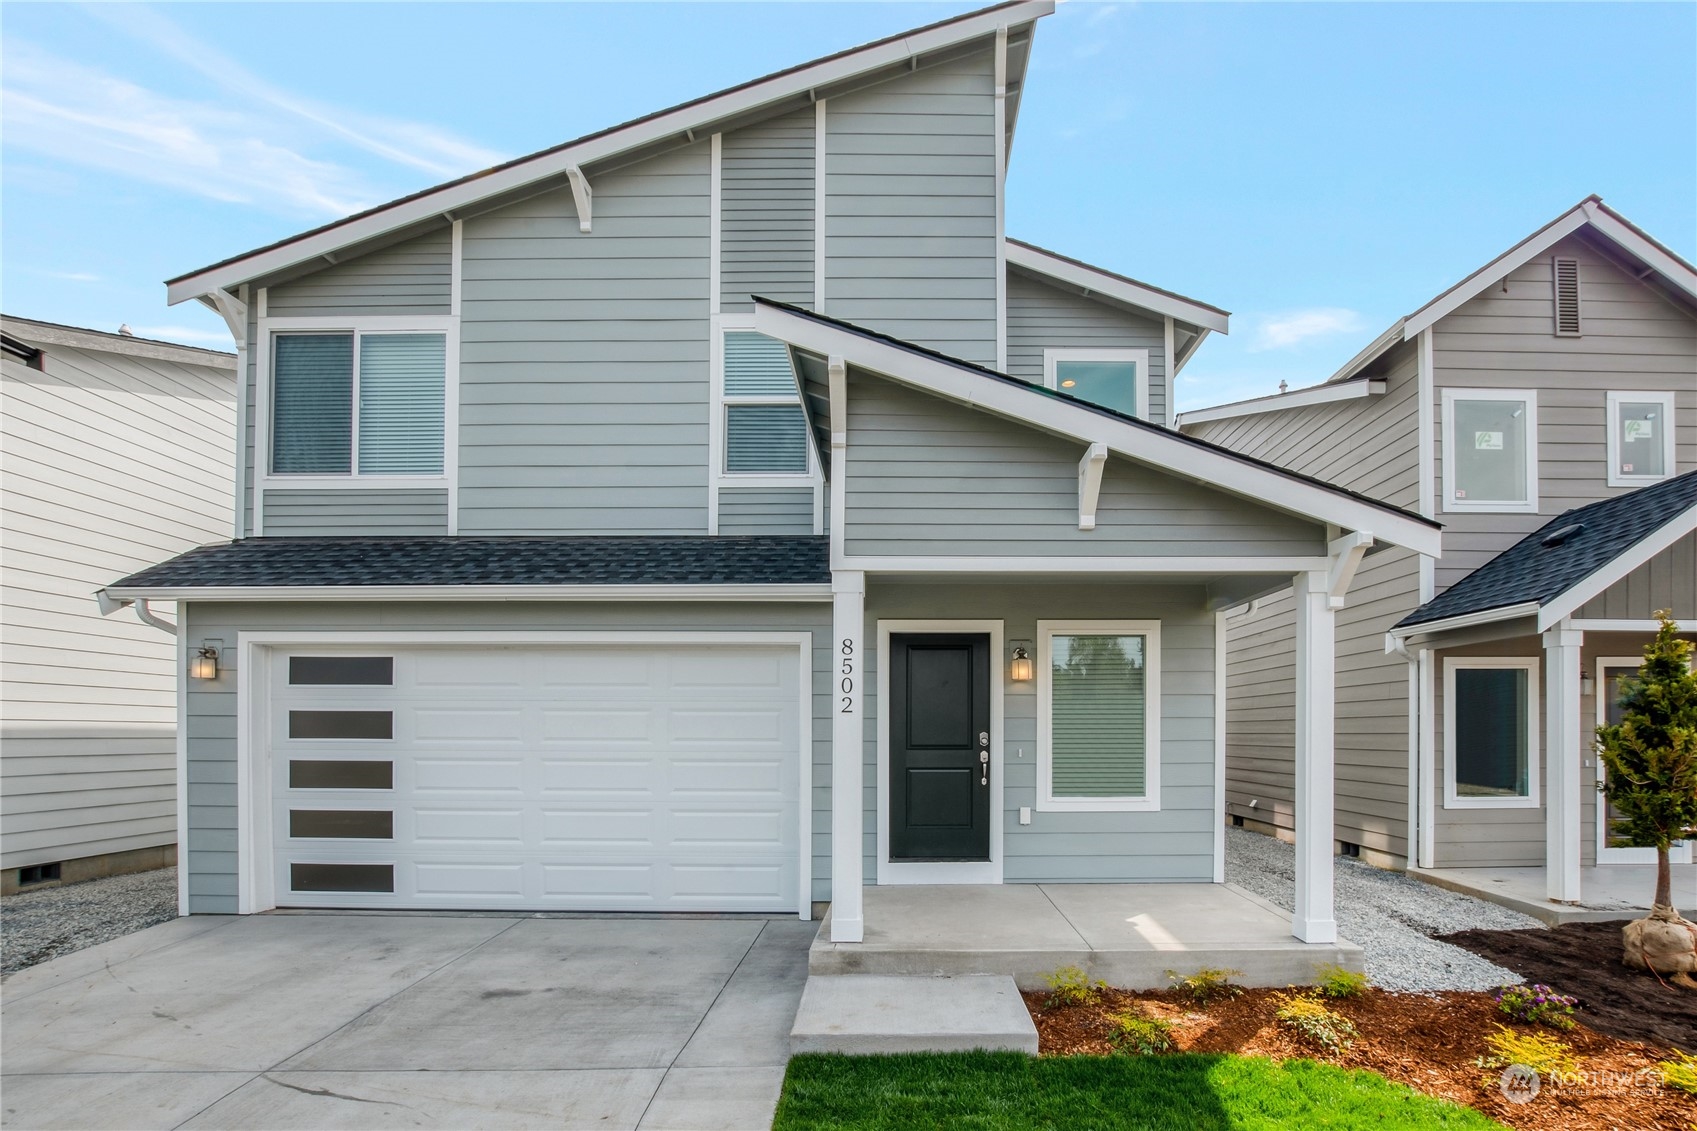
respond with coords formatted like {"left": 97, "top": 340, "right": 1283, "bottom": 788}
{"left": 268, "top": 642, "right": 803, "bottom": 912}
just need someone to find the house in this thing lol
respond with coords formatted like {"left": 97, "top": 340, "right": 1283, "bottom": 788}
{"left": 98, "top": 1, "right": 1440, "bottom": 956}
{"left": 2, "top": 317, "right": 236, "bottom": 894}
{"left": 1179, "top": 198, "right": 1696, "bottom": 918}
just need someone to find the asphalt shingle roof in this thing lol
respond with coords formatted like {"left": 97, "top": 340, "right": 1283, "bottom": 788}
{"left": 107, "top": 536, "right": 831, "bottom": 591}
{"left": 1396, "top": 470, "right": 1697, "bottom": 629}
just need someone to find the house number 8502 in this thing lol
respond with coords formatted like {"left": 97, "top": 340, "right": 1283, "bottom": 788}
{"left": 839, "top": 638, "right": 855, "bottom": 713}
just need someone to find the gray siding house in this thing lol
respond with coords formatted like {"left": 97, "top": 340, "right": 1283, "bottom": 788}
{"left": 1181, "top": 198, "right": 1696, "bottom": 915}
{"left": 102, "top": 1, "right": 1437, "bottom": 948}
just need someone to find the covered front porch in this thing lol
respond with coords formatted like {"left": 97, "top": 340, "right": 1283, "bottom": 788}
{"left": 1412, "top": 862, "right": 1697, "bottom": 926}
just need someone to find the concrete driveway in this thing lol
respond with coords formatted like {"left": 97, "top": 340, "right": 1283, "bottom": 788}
{"left": 1, "top": 912, "right": 815, "bottom": 1130}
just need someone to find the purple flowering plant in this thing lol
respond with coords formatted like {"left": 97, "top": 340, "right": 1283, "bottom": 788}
{"left": 1493, "top": 983, "right": 1578, "bottom": 1030}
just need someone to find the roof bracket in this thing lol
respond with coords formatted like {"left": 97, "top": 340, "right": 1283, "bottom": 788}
{"left": 565, "top": 165, "right": 593, "bottom": 234}
{"left": 828, "top": 355, "right": 848, "bottom": 449}
{"left": 205, "top": 287, "right": 247, "bottom": 348}
{"left": 1326, "top": 530, "right": 1373, "bottom": 608}
{"left": 1077, "top": 442, "right": 1108, "bottom": 531}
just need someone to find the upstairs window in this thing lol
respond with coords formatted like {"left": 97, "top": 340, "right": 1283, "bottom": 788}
{"left": 721, "top": 330, "right": 810, "bottom": 475}
{"left": 1442, "top": 388, "right": 1538, "bottom": 513}
{"left": 1606, "top": 391, "right": 1675, "bottom": 487}
{"left": 1043, "top": 349, "right": 1149, "bottom": 418}
{"left": 272, "top": 331, "right": 446, "bottom": 476}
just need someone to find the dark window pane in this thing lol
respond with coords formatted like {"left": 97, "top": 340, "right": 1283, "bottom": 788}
{"left": 288, "top": 711, "right": 392, "bottom": 740}
{"left": 289, "top": 760, "right": 394, "bottom": 790}
{"left": 290, "top": 862, "right": 393, "bottom": 893}
{"left": 289, "top": 810, "right": 393, "bottom": 839}
{"left": 272, "top": 333, "right": 353, "bottom": 474}
{"left": 1055, "top": 361, "right": 1138, "bottom": 416}
{"left": 289, "top": 656, "right": 394, "bottom": 686}
{"left": 1454, "top": 668, "right": 1529, "bottom": 798}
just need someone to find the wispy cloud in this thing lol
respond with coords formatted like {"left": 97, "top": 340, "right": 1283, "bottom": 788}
{"left": 129, "top": 324, "right": 237, "bottom": 345}
{"left": 47, "top": 270, "right": 103, "bottom": 283}
{"left": 1248, "top": 308, "right": 1366, "bottom": 352}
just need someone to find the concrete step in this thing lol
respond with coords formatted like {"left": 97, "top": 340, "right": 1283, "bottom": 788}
{"left": 789, "top": 974, "right": 1038, "bottom": 1056}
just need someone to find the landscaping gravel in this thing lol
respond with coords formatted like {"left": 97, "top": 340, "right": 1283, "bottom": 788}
{"left": 1225, "top": 827, "right": 1543, "bottom": 992}
{"left": 1, "top": 867, "right": 178, "bottom": 975}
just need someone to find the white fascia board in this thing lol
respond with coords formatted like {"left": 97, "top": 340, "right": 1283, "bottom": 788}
{"left": 1321, "top": 320, "right": 1405, "bottom": 387}
{"left": 1585, "top": 204, "right": 1697, "bottom": 303}
{"left": 1004, "top": 241, "right": 1229, "bottom": 333}
{"left": 1537, "top": 500, "right": 1697, "bottom": 631}
{"left": 100, "top": 584, "right": 833, "bottom": 603}
{"left": 838, "top": 555, "right": 1328, "bottom": 573}
{"left": 1388, "top": 601, "right": 1542, "bottom": 640}
{"left": 752, "top": 304, "right": 1441, "bottom": 558}
{"left": 1178, "top": 378, "right": 1385, "bottom": 428}
{"left": 1401, "top": 208, "right": 1593, "bottom": 339}
{"left": 166, "top": 1, "right": 1055, "bottom": 305}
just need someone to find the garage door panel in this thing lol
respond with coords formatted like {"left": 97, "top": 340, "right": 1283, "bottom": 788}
{"left": 672, "top": 863, "right": 785, "bottom": 900}
{"left": 413, "top": 862, "right": 526, "bottom": 899}
{"left": 670, "top": 651, "right": 788, "bottom": 690}
{"left": 411, "top": 757, "right": 525, "bottom": 794}
{"left": 542, "top": 862, "right": 655, "bottom": 901}
{"left": 540, "top": 757, "right": 659, "bottom": 798}
{"left": 540, "top": 707, "right": 656, "bottom": 743}
{"left": 541, "top": 809, "right": 656, "bottom": 847}
{"left": 670, "top": 758, "right": 782, "bottom": 794}
{"left": 411, "top": 807, "right": 526, "bottom": 845}
{"left": 411, "top": 651, "right": 529, "bottom": 688}
{"left": 673, "top": 808, "right": 784, "bottom": 847}
{"left": 538, "top": 652, "right": 658, "bottom": 688}
{"left": 411, "top": 708, "right": 525, "bottom": 743}
{"left": 670, "top": 705, "right": 789, "bottom": 744}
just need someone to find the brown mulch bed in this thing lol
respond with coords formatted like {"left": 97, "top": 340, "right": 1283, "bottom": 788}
{"left": 1024, "top": 985, "right": 1695, "bottom": 1131}
{"left": 1441, "top": 921, "right": 1697, "bottom": 1053}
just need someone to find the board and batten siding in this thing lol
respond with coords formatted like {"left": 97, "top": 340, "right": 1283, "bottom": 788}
{"left": 260, "top": 489, "right": 449, "bottom": 536}
{"left": 2, "top": 339, "right": 235, "bottom": 871}
{"left": 265, "top": 228, "right": 452, "bottom": 317}
{"left": 717, "top": 487, "right": 814, "bottom": 535}
{"left": 864, "top": 581, "right": 1219, "bottom": 882}
{"left": 1576, "top": 531, "right": 1697, "bottom": 620}
{"left": 843, "top": 370, "right": 1326, "bottom": 558}
{"left": 178, "top": 601, "right": 833, "bottom": 913}
{"left": 721, "top": 108, "right": 815, "bottom": 312}
{"left": 457, "top": 144, "right": 712, "bottom": 534}
{"left": 1431, "top": 232, "right": 1697, "bottom": 594}
{"left": 824, "top": 49, "right": 998, "bottom": 366}
{"left": 1005, "top": 270, "right": 1170, "bottom": 426}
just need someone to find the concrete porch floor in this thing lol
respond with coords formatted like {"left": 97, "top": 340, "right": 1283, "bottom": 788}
{"left": 1411, "top": 863, "right": 1697, "bottom": 926}
{"left": 810, "top": 883, "right": 1362, "bottom": 990}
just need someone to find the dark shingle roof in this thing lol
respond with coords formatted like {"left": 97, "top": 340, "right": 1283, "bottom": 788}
{"left": 107, "top": 536, "right": 830, "bottom": 591}
{"left": 1396, "top": 471, "right": 1697, "bottom": 629}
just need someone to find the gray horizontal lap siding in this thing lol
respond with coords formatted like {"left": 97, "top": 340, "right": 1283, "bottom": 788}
{"left": 1432, "top": 636, "right": 1546, "bottom": 867}
{"left": 458, "top": 145, "right": 712, "bottom": 534}
{"left": 266, "top": 229, "right": 452, "bottom": 317}
{"left": 825, "top": 50, "right": 998, "bottom": 367}
{"left": 260, "top": 489, "right": 449, "bottom": 536}
{"left": 717, "top": 487, "right": 814, "bottom": 535}
{"left": 843, "top": 371, "right": 1326, "bottom": 558}
{"left": 180, "top": 601, "right": 833, "bottom": 914}
{"left": 1006, "top": 272, "right": 1169, "bottom": 426}
{"left": 721, "top": 109, "right": 815, "bottom": 312}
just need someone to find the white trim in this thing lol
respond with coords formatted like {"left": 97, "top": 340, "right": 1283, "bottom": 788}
{"left": 1043, "top": 348, "right": 1150, "bottom": 420}
{"left": 1417, "top": 647, "right": 1435, "bottom": 867}
{"left": 175, "top": 616, "right": 190, "bottom": 915}
{"left": 236, "top": 630, "right": 816, "bottom": 917}
{"left": 449, "top": 220, "right": 463, "bottom": 317}
{"left": 1594, "top": 653, "right": 1694, "bottom": 865}
{"left": 830, "top": 571, "right": 864, "bottom": 938}
{"left": 1161, "top": 316, "right": 1175, "bottom": 429}
{"left": 1538, "top": 501, "right": 1697, "bottom": 631}
{"left": 232, "top": 333, "right": 248, "bottom": 539}
{"left": 1403, "top": 644, "right": 1422, "bottom": 869}
{"left": 1571, "top": 618, "right": 1694, "bottom": 632}
{"left": 1212, "top": 610, "right": 1227, "bottom": 883}
{"left": 1004, "top": 241, "right": 1230, "bottom": 333}
{"left": 875, "top": 619, "right": 1005, "bottom": 884}
{"left": 709, "top": 134, "right": 722, "bottom": 317}
{"left": 1605, "top": 390, "right": 1677, "bottom": 488}
{"left": 1544, "top": 623, "right": 1584, "bottom": 901}
{"left": 709, "top": 314, "right": 825, "bottom": 528}
{"left": 1076, "top": 442, "right": 1107, "bottom": 531}
{"left": 1417, "top": 328, "right": 1436, "bottom": 600}
{"left": 813, "top": 98, "right": 827, "bottom": 311}
{"left": 105, "top": 583, "right": 834, "bottom": 603}
{"left": 261, "top": 315, "right": 455, "bottom": 331}
{"left": 753, "top": 302, "right": 1442, "bottom": 557}
{"left": 827, "top": 355, "right": 847, "bottom": 565}
{"left": 1389, "top": 601, "right": 1542, "bottom": 640}
{"left": 993, "top": 25, "right": 1008, "bottom": 373}
{"left": 1035, "top": 620, "right": 1161, "bottom": 813}
{"left": 838, "top": 555, "right": 1330, "bottom": 574}
{"left": 1440, "top": 387, "right": 1539, "bottom": 514}
{"left": 253, "top": 287, "right": 266, "bottom": 321}
{"left": 1176, "top": 379, "right": 1385, "bottom": 428}
{"left": 1442, "top": 656, "right": 1541, "bottom": 809}
{"left": 1291, "top": 569, "right": 1336, "bottom": 942}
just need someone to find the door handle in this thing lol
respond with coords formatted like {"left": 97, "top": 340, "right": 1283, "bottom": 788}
{"left": 979, "top": 749, "right": 989, "bottom": 786}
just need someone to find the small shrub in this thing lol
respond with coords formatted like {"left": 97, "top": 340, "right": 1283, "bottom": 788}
{"left": 1108, "top": 1010, "right": 1174, "bottom": 1055}
{"left": 1493, "top": 983, "right": 1578, "bottom": 1030}
{"left": 1315, "top": 964, "right": 1370, "bottom": 999}
{"left": 1166, "top": 967, "right": 1243, "bottom": 1006}
{"left": 1657, "top": 1052, "right": 1697, "bottom": 1095}
{"left": 1275, "top": 992, "right": 1357, "bottom": 1052}
{"left": 1043, "top": 964, "right": 1105, "bottom": 1008}
{"left": 1481, "top": 1024, "right": 1579, "bottom": 1077}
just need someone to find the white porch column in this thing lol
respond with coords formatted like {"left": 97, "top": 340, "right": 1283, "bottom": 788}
{"left": 830, "top": 570, "right": 866, "bottom": 942}
{"left": 1292, "top": 569, "right": 1337, "bottom": 943}
{"left": 1543, "top": 623, "right": 1584, "bottom": 903}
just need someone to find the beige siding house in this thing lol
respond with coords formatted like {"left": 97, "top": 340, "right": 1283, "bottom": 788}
{"left": 1, "top": 318, "right": 236, "bottom": 893}
{"left": 1181, "top": 198, "right": 1697, "bottom": 920}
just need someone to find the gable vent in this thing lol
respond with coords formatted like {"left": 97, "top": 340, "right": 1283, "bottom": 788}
{"left": 1552, "top": 256, "right": 1582, "bottom": 336}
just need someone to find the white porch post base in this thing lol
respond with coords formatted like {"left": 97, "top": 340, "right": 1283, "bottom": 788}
{"left": 1544, "top": 624, "right": 1584, "bottom": 904}
{"left": 1292, "top": 569, "right": 1337, "bottom": 944}
{"left": 830, "top": 571, "right": 866, "bottom": 942}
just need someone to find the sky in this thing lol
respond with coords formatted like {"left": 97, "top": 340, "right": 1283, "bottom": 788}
{"left": 3, "top": 1, "right": 1693, "bottom": 410}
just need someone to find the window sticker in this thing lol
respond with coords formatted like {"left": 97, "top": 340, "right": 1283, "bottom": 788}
{"left": 1473, "top": 431, "right": 1504, "bottom": 451}
{"left": 1624, "top": 418, "right": 1655, "bottom": 442}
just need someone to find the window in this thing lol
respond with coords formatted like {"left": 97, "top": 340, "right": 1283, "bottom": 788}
{"left": 718, "top": 327, "right": 812, "bottom": 476}
{"left": 1037, "top": 621, "right": 1160, "bottom": 811}
{"left": 1043, "top": 349, "right": 1149, "bottom": 418}
{"left": 270, "top": 330, "right": 446, "bottom": 477}
{"left": 1607, "top": 391, "right": 1675, "bottom": 487}
{"left": 1444, "top": 658, "right": 1539, "bottom": 808}
{"left": 1442, "top": 389, "right": 1538, "bottom": 513}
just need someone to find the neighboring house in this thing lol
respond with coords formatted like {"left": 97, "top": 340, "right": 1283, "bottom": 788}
{"left": 1180, "top": 198, "right": 1696, "bottom": 909}
{"left": 100, "top": 1, "right": 1440, "bottom": 949}
{"left": 2, "top": 317, "right": 236, "bottom": 894}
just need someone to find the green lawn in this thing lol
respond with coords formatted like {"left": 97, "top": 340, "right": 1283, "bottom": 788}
{"left": 773, "top": 1051, "right": 1503, "bottom": 1131}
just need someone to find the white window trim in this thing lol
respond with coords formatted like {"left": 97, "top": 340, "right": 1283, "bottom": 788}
{"left": 1594, "top": 654, "right": 1694, "bottom": 863}
{"left": 1036, "top": 619, "right": 1161, "bottom": 813}
{"left": 1043, "top": 348, "right": 1150, "bottom": 421}
{"left": 1440, "top": 387, "right": 1539, "bottom": 514}
{"left": 1442, "top": 656, "right": 1541, "bottom": 810}
{"left": 1605, "top": 390, "right": 1677, "bottom": 488}
{"left": 709, "top": 314, "right": 823, "bottom": 531}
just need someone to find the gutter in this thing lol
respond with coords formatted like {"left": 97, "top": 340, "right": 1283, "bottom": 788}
{"left": 98, "top": 583, "right": 835, "bottom": 604}
{"left": 96, "top": 592, "right": 178, "bottom": 635}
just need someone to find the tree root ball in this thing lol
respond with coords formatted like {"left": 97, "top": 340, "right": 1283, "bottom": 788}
{"left": 1622, "top": 905, "right": 1697, "bottom": 981}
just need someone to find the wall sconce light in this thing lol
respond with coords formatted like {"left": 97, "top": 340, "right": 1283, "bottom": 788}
{"left": 1579, "top": 672, "right": 1595, "bottom": 697}
{"left": 1010, "top": 646, "right": 1034, "bottom": 682}
{"left": 189, "top": 645, "right": 219, "bottom": 681}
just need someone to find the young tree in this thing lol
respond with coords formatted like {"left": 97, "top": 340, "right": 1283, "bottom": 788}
{"left": 1595, "top": 612, "right": 1697, "bottom": 983}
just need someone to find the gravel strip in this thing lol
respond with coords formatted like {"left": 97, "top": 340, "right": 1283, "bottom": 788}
{"left": 1225, "top": 827, "right": 1542, "bottom": 992}
{"left": 1, "top": 867, "right": 178, "bottom": 975}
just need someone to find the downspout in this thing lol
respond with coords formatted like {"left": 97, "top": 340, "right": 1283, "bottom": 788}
{"left": 97, "top": 592, "right": 177, "bottom": 636}
{"left": 1387, "top": 632, "right": 1430, "bottom": 870}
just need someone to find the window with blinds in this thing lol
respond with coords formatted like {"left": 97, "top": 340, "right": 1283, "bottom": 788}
{"left": 271, "top": 330, "right": 446, "bottom": 477}
{"left": 722, "top": 330, "right": 808, "bottom": 475}
{"left": 1049, "top": 633, "right": 1149, "bottom": 800}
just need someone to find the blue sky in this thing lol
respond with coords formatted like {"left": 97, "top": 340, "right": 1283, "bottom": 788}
{"left": 4, "top": 1, "right": 1692, "bottom": 409}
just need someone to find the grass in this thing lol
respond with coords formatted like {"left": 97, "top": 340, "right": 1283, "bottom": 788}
{"left": 774, "top": 1050, "right": 1502, "bottom": 1130}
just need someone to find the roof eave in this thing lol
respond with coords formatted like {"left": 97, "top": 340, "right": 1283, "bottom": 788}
{"left": 100, "top": 583, "right": 834, "bottom": 603}
{"left": 1004, "top": 240, "right": 1230, "bottom": 332}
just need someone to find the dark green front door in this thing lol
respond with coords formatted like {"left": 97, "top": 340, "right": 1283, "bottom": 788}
{"left": 889, "top": 633, "right": 991, "bottom": 861}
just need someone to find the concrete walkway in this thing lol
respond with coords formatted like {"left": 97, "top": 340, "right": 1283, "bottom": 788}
{"left": 0, "top": 912, "right": 815, "bottom": 1130}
